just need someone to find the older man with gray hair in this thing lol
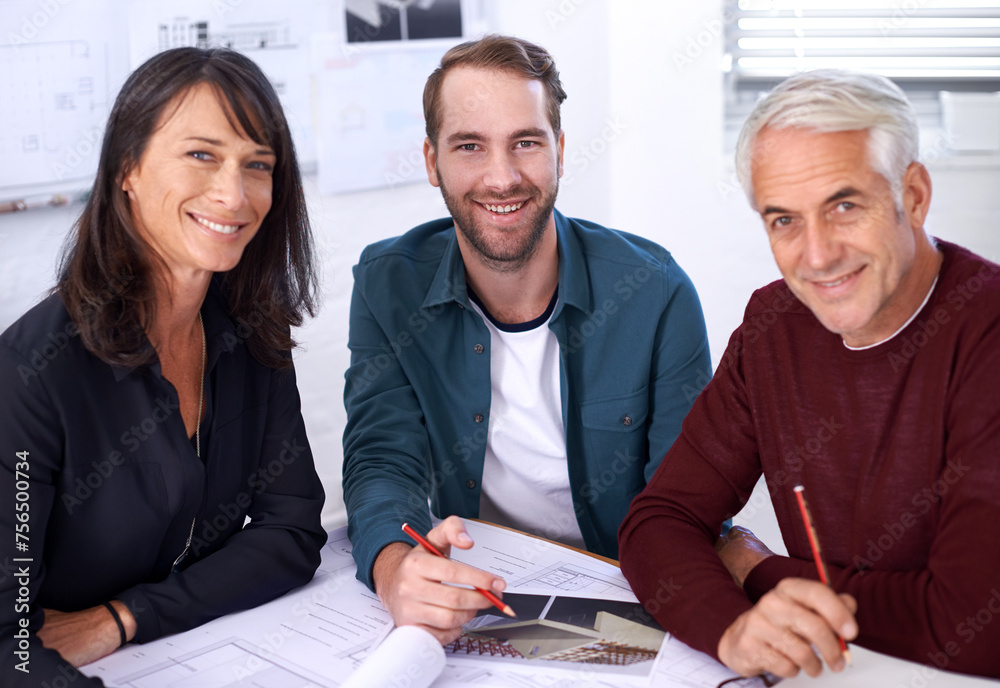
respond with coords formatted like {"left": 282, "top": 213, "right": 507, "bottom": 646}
{"left": 619, "top": 69, "right": 1000, "bottom": 680}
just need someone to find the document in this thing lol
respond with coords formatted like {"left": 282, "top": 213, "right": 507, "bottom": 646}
{"left": 127, "top": 0, "right": 322, "bottom": 168}
{"left": 454, "top": 520, "right": 636, "bottom": 600}
{"left": 0, "top": 0, "right": 127, "bottom": 195}
{"left": 81, "top": 520, "right": 739, "bottom": 687}
{"left": 341, "top": 625, "right": 445, "bottom": 688}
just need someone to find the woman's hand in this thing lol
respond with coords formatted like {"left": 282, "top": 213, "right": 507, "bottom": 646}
{"left": 38, "top": 601, "right": 137, "bottom": 667}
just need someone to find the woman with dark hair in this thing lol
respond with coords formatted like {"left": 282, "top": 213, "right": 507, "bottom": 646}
{"left": 0, "top": 48, "right": 325, "bottom": 685}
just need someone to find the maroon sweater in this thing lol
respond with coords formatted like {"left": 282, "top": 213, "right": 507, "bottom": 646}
{"left": 619, "top": 240, "right": 1000, "bottom": 677}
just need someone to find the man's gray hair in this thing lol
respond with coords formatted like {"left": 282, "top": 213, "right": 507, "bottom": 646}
{"left": 735, "top": 69, "right": 919, "bottom": 211}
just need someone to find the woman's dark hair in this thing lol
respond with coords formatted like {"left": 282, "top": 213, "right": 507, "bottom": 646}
{"left": 58, "top": 47, "right": 317, "bottom": 370}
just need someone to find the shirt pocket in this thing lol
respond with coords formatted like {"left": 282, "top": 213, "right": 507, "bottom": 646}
{"left": 579, "top": 386, "right": 649, "bottom": 491}
{"left": 580, "top": 387, "right": 649, "bottom": 433}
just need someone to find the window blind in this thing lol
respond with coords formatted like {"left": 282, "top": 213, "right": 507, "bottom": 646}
{"left": 725, "top": 1, "right": 1000, "bottom": 88}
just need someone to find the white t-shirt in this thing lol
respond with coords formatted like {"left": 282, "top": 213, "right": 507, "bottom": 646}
{"left": 470, "top": 289, "right": 586, "bottom": 550}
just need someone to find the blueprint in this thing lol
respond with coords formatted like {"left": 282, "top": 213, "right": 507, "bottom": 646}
{"left": 314, "top": 36, "right": 447, "bottom": 194}
{"left": 127, "top": 0, "right": 324, "bottom": 168}
{"left": 313, "top": 1, "right": 484, "bottom": 194}
{"left": 454, "top": 520, "right": 635, "bottom": 600}
{"left": 0, "top": 0, "right": 127, "bottom": 195}
{"left": 652, "top": 636, "right": 742, "bottom": 688}
{"left": 82, "top": 529, "right": 385, "bottom": 686}
{"left": 81, "top": 521, "right": 739, "bottom": 687}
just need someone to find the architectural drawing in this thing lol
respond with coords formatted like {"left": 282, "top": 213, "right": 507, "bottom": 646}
{"left": 105, "top": 637, "right": 336, "bottom": 688}
{"left": 510, "top": 562, "right": 634, "bottom": 596}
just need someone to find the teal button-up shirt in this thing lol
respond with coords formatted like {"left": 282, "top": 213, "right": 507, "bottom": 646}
{"left": 343, "top": 210, "right": 712, "bottom": 589}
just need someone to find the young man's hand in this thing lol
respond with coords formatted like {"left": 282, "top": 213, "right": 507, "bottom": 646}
{"left": 372, "top": 516, "right": 507, "bottom": 644}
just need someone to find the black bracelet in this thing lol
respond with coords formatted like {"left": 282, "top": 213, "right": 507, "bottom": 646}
{"left": 102, "top": 601, "right": 127, "bottom": 648}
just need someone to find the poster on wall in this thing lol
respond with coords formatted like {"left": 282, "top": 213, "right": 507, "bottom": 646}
{"left": 315, "top": 41, "right": 445, "bottom": 195}
{"left": 0, "top": 0, "right": 485, "bottom": 201}
{"left": 315, "top": 0, "right": 482, "bottom": 195}
{"left": 0, "top": 0, "right": 127, "bottom": 201}
{"left": 127, "top": 0, "right": 326, "bottom": 170}
{"left": 345, "top": 0, "right": 464, "bottom": 44}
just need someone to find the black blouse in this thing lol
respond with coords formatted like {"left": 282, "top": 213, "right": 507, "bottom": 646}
{"left": 0, "top": 280, "right": 326, "bottom": 686}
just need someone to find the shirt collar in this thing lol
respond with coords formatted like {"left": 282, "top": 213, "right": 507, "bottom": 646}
{"left": 842, "top": 272, "right": 940, "bottom": 351}
{"left": 422, "top": 229, "right": 470, "bottom": 310}
{"left": 420, "top": 208, "right": 594, "bottom": 316}
{"left": 110, "top": 277, "right": 235, "bottom": 381}
{"left": 551, "top": 209, "right": 593, "bottom": 317}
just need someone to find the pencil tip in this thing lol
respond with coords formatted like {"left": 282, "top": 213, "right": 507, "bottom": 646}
{"left": 844, "top": 648, "right": 853, "bottom": 667}
{"left": 503, "top": 605, "right": 516, "bottom": 618}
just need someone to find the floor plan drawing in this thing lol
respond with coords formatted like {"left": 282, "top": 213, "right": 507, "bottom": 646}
{"left": 104, "top": 637, "right": 337, "bottom": 688}
{"left": 509, "top": 562, "right": 634, "bottom": 597}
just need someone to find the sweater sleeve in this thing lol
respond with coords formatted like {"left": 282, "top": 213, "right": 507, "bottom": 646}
{"left": 618, "top": 322, "right": 762, "bottom": 660}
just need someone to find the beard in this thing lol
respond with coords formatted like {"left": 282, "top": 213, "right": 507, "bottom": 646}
{"left": 438, "top": 169, "right": 558, "bottom": 273}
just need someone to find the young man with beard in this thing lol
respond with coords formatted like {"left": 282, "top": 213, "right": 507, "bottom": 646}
{"left": 342, "top": 35, "right": 712, "bottom": 643}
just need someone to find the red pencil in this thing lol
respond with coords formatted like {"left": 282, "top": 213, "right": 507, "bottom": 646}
{"left": 400, "top": 523, "right": 516, "bottom": 618}
{"left": 793, "top": 485, "right": 853, "bottom": 667}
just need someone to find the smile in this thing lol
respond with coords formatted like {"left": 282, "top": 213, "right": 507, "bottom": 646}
{"left": 819, "top": 275, "right": 851, "bottom": 288}
{"left": 191, "top": 214, "right": 243, "bottom": 235}
{"left": 813, "top": 266, "right": 864, "bottom": 289}
{"left": 482, "top": 201, "right": 524, "bottom": 214}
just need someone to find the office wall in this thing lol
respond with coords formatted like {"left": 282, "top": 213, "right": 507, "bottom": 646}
{"left": 2, "top": 2, "right": 999, "bottom": 544}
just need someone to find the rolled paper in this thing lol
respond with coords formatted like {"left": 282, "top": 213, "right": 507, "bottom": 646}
{"left": 340, "top": 625, "right": 446, "bottom": 688}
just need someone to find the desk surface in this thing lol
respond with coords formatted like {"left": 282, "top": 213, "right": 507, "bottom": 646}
{"left": 779, "top": 644, "right": 998, "bottom": 687}
{"left": 476, "top": 524, "right": 998, "bottom": 687}
{"left": 80, "top": 522, "right": 997, "bottom": 688}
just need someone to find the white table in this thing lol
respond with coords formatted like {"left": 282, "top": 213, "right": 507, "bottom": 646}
{"left": 780, "top": 644, "right": 998, "bottom": 687}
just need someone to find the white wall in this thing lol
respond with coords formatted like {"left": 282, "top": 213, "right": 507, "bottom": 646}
{"left": 605, "top": 2, "right": 778, "bottom": 367}
{"left": 3, "top": 1, "right": 1000, "bottom": 546}
{"left": 485, "top": 0, "right": 614, "bottom": 224}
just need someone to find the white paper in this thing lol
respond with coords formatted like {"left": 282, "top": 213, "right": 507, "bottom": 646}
{"left": 779, "top": 643, "right": 1000, "bottom": 687}
{"left": 650, "top": 636, "right": 740, "bottom": 688}
{"left": 82, "top": 529, "right": 386, "bottom": 687}
{"left": 314, "top": 34, "right": 450, "bottom": 194}
{"left": 80, "top": 523, "right": 741, "bottom": 687}
{"left": 126, "top": 0, "right": 323, "bottom": 169}
{"left": 453, "top": 520, "right": 636, "bottom": 600}
{"left": 341, "top": 626, "right": 444, "bottom": 688}
{"left": 0, "top": 0, "right": 128, "bottom": 196}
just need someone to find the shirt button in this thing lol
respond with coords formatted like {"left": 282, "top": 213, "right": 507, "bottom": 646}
{"left": 474, "top": 344, "right": 484, "bottom": 354}
{"left": 474, "top": 414, "right": 484, "bottom": 423}
{"left": 622, "top": 415, "right": 633, "bottom": 427}
{"left": 466, "top": 479, "right": 477, "bottom": 489}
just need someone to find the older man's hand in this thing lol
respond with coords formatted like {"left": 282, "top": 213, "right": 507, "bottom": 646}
{"left": 718, "top": 578, "right": 857, "bottom": 678}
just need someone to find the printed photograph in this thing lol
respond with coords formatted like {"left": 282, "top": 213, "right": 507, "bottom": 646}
{"left": 445, "top": 593, "right": 666, "bottom": 679}
{"left": 345, "top": 0, "right": 463, "bottom": 44}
